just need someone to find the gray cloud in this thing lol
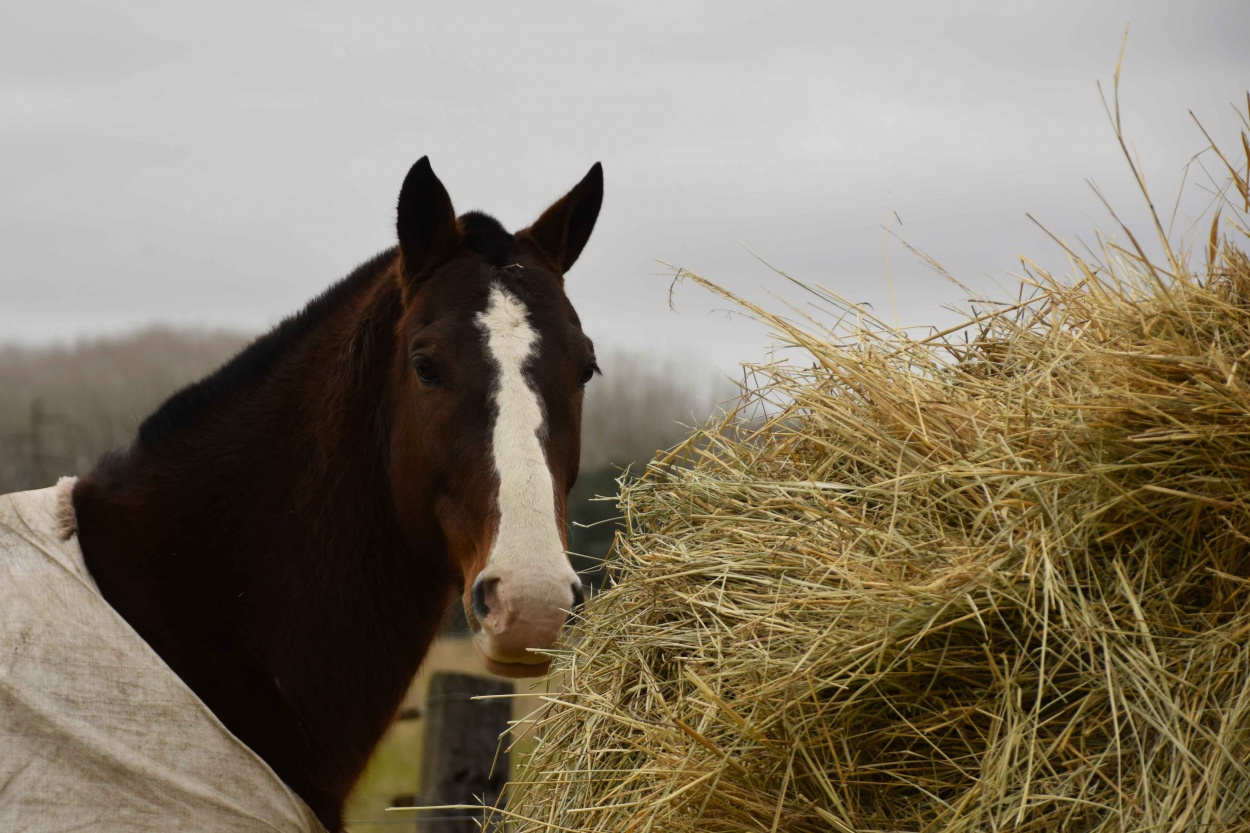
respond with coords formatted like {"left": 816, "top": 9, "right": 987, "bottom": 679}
{"left": 2, "top": 0, "right": 1247, "bottom": 378}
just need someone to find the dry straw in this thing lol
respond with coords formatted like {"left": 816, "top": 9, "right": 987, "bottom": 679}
{"left": 498, "top": 94, "right": 1250, "bottom": 832}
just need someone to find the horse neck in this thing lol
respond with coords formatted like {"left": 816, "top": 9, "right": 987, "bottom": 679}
{"left": 74, "top": 260, "right": 455, "bottom": 826}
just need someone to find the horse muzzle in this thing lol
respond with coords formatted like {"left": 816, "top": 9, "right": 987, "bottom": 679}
{"left": 467, "top": 570, "right": 585, "bottom": 678}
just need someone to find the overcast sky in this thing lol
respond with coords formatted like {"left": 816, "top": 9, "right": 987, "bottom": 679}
{"left": 2, "top": 0, "right": 1248, "bottom": 381}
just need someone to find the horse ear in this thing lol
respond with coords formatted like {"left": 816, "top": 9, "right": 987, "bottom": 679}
{"left": 519, "top": 162, "right": 603, "bottom": 274}
{"left": 397, "top": 156, "right": 460, "bottom": 277}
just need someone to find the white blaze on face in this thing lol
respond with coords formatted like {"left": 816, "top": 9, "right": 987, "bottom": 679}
{"left": 474, "top": 283, "right": 576, "bottom": 665}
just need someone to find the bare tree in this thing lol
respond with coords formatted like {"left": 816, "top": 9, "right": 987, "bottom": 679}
{"left": 580, "top": 348, "right": 732, "bottom": 470}
{"left": 0, "top": 328, "right": 248, "bottom": 491}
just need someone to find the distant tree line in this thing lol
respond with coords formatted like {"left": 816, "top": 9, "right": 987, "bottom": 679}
{"left": 0, "top": 329, "right": 250, "bottom": 491}
{"left": 0, "top": 328, "right": 729, "bottom": 596}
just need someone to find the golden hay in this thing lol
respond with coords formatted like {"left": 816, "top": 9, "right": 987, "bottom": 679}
{"left": 500, "top": 100, "right": 1250, "bottom": 832}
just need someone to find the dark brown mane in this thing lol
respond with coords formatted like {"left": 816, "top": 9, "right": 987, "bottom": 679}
{"left": 76, "top": 249, "right": 424, "bottom": 823}
{"left": 459, "top": 211, "right": 515, "bottom": 267}
{"left": 136, "top": 248, "right": 398, "bottom": 450}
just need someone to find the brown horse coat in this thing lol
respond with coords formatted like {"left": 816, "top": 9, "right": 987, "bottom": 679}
{"left": 0, "top": 479, "right": 324, "bottom": 833}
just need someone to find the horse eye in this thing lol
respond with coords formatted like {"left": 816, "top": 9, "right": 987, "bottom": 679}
{"left": 412, "top": 355, "right": 442, "bottom": 387}
{"left": 579, "top": 361, "right": 599, "bottom": 389}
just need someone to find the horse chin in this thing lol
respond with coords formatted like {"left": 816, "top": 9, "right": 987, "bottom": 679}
{"left": 472, "top": 639, "right": 552, "bottom": 679}
{"left": 481, "top": 656, "right": 552, "bottom": 679}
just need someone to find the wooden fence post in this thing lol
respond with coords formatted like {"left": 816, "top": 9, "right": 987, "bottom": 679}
{"left": 417, "top": 672, "right": 513, "bottom": 832}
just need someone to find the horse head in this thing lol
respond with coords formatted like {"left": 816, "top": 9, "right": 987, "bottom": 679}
{"left": 387, "top": 158, "right": 602, "bottom": 677}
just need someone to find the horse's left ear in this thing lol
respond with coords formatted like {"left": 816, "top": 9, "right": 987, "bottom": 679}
{"left": 519, "top": 163, "right": 603, "bottom": 275}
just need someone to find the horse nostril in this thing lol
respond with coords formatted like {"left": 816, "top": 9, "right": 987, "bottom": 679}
{"left": 571, "top": 582, "right": 586, "bottom": 611}
{"left": 471, "top": 578, "right": 492, "bottom": 624}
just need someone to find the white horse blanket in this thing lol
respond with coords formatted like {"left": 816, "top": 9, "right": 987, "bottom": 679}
{"left": 0, "top": 479, "right": 325, "bottom": 832}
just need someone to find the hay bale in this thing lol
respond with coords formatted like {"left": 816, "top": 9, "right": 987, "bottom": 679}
{"left": 501, "top": 110, "right": 1250, "bottom": 831}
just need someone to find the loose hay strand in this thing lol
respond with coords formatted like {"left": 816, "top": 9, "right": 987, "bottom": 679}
{"left": 501, "top": 101, "right": 1250, "bottom": 832}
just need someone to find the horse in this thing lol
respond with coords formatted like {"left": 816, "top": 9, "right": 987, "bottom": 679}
{"left": 69, "top": 157, "right": 603, "bottom": 830}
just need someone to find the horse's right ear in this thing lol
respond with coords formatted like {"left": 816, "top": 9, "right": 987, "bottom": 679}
{"left": 397, "top": 157, "right": 460, "bottom": 279}
{"left": 519, "top": 162, "right": 603, "bottom": 275}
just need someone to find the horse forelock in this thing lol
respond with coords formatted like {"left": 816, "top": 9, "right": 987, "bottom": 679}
{"left": 460, "top": 211, "right": 515, "bottom": 268}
